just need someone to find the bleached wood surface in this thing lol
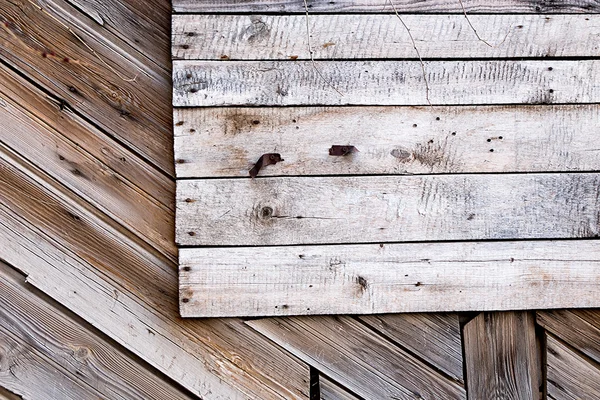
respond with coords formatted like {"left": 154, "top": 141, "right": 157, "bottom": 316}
{"left": 174, "top": 105, "right": 600, "bottom": 178}
{"left": 173, "top": 60, "right": 600, "bottom": 106}
{"left": 173, "top": 14, "right": 600, "bottom": 60}
{"left": 176, "top": 173, "right": 600, "bottom": 246}
{"left": 179, "top": 240, "right": 600, "bottom": 317}
{"left": 173, "top": 0, "right": 600, "bottom": 13}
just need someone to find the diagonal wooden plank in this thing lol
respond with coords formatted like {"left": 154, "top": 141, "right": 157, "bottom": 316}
{"left": 463, "top": 312, "right": 540, "bottom": 400}
{"left": 0, "top": 146, "right": 310, "bottom": 399}
{"left": 173, "top": 14, "right": 600, "bottom": 60}
{"left": 176, "top": 174, "right": 600, "bottom": 246}
{"left": 359, "top": 314, "right": 463, "bottom": 383}
{"left": 0, "top": 260, "right": 196, "bottom": 400}
{"left": 319, "top": 376, "right": 360, "bottom": 400}
{"left": 172, "top": 0, "right": 600, "bottom": 13}
{"left": 173, "top": 60, "right": 600, "bottom": 106}
{"left": 546, "top": 334, "right": 600, "bottom": 400}
{"left": 0, "top": 0, "right": 173, "bottom": 175}
{"left": 247, "top": 316, "right": 466, "bottom": 400}
{"left": 0, "top": 386, "right": 22, "bottom": 400}
{"left": 174, "top": 105, "right": 600, "bottom": 178}
{"left": 179, "top": 241, "right": 600, "bottom": 317}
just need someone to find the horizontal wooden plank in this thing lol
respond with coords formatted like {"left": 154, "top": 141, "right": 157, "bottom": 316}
{"left": 179, "top": 240, "right": 600, "bottom": 317}
{"left": 173, "top": 60, "right": 600, "bottom": 106}
{"left": 174, "top": 105, "right": 600, "bottom": 178}
{"left": 176, "top": 174, "right": 600, "bottom": 246}
{"left": 546, "top": 335, "right": 600, "bottom": 400}
{"left": 173, "top": 14, "right": 600, "bottom": 60}
{"left": 247, "top": 317, "right": 466, "bottom": 400}
{"left": 173, "top": 0, "right": 600, "bottom": 13}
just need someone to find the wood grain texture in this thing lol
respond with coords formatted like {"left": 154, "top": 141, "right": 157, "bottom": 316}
{"left": 173, "top": 60, "right": 600, "bottom": 106}
{"left": 0, "top": 261, "right": 196, "bottom": 400}
{"left": 0, "top": 0, "right": 173, "bottom": 174}
{"left": 247, "top": 317, "right": 466, "bottom": 400}
{"left": 546, "top": 335, "right": 600, "bottom": 400}
{"left": 173, "top": 0, "right": 600, "bottom": 13}
{"left": 463, "top": 312, "right": 540, "bottom": 400}
{"left": 179, "top": 241, "right": 600, "bottom": 317}
{"left": 0, "top": 386, "right": 22, "bottom": 400}
{"left": 174, "top": 105, "right": 600, "bottom": 178}
{"left": 320, "top": 376, "right": 360, "bottom": 400}
{"left": 176, "top": 173, "right": 600, "bottom": 246}
{"left": 359, "top": 314, "right": 463, "bottom": 383}
{"left": 537, "top": 310, "right": 600, "bottom": 365}
{"left": 173, "top": 14, "right": 600, "bottom": 60}
{"left": 0, "top": 146, "right": 311, "bottom": 399}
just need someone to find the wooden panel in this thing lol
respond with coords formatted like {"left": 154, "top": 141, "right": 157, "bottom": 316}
{"left": 0, "top": 0, "right": 173, "bottom": 174}
{"left": 247, "top": 317, "right": 466, "bottom": 400}
{"left": 320, "top": 376, "right": 360, "bottom": 400}
{"left": 546, "top": 335, "right": 600, "bottom": 400}
{"left": 173, "top": 14, "right": 600, "bottom": 60}
{"left": 173, "top": 60, "right": 600, "bottom": 106}
{"left": 174, "top": 105, "right": 600, "bottom": 178}
{"left": 179, "top": 241, "right": 600, "bottom": 317}
{"left": 463, "top": 312, "right": 539, "bottom": 400}
{"left": 176, "top": 174, "right": 600, "bottom": 246}
{"left": 0, "top": 261, "right": 196, "bottom": 400}
{"left": 537, "top": 310, "right": 600, "bottom": 365}
{"left": 173, "top": 0, "right": 600, "bottom": 13}
{"left": 0, "top": 147, "right": 310, "bottom": 399}
{"left": 359, "top": 314, "right": 463, "bottom": 382}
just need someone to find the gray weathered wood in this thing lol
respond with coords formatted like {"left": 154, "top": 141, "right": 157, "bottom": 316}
{"left": 173, "top": 14, "right": 600, "bottom": 60}
{"left": 173, "top": 0, "right": 600, "bottom": 13}
{"left": 463, "top": 312, "right": 539, "bottom": 400}
{"left": 176, "top": 173, "right": 600, "bottom": 246}
{"left": 546, "top": 335, "right": 600, "bottom": 400}
{"left": 247, "top": 316, "right": 466, "bottom": 400}
{"left": 179, "top": 240, "right": 600, "bottom": 317}
{"left": 173, "top": 60, "right": 600, "bottom": 106}
{"left": 320, "top": 376, "right": 360, "bottom": 400}
{"left": 359, "top": 314, "right": 463, "bottom": 382}
{"left": 174, "top": 105, "right": 600, "bottom": 178}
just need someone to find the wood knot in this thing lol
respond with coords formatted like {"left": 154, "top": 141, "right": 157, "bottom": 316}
{"left": 260, "top": 206, "right": 273, "bottom": 219}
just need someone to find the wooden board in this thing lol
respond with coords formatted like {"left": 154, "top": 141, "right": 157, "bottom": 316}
{"left": 319, "top": 376, "right": 360, "bottom": 400}
{"left": 247, "top": 316, "right": 466, "bottom": 399}
{"left": 546, "top": 335, "right": 600, "bottom": 400}
{"left": 176, "top": 173, "right": 600, "bottom": 246}
{"left": 173, "top": 60, "right": 600, "bottom": 106}
{"left": 463, "top": 312, "right": 540, "bottom": 400}
{"left": 174, "top": 105, "right": 600, "bottom": 178}
{"left": 173, "top": 14, "right": 600, "bottom": 60}
{"left": 179, "top": 240, "right": 600, "bottom": 317}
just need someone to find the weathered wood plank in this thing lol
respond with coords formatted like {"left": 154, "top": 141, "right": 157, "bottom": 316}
{"left": 359, "top": 314, "right": 463, "bottom": 383}
{"left": 179, "top": 241, "right": 600, "bottom": 317}
{"left": 173, "top": 0, "right": 600, "bottom": 13}
{"left": 0, "top": 386, "right": 22, "bottom": 400}
{"left": 176, "top": 174, "right": 600, "bottom": 246}
{"left": 320, "top": 376, "right": 360, "bottom": 400}
{"left": 463, "top": 312, "right": 540, "bottom": 400}
{"left": 0, "top": 63, "right": 176, "bottom": 260}
{"left": 0, "top": 0, "right": 173, "bottom": 174}
{"left": 247, "top": 317, "right": 466, "bottom": 400}
{"left": 173, "top": 60, "right": 600, "bottom": 106}
{"left": 0, "top": 146, "right": 310, "bottom": 399}
{"left": 0, "top": 261, "right": 196, "bottom": 400}
{"left": 174, "top": 105, "right": 600, "bottom": 178}
{"left": 546, "top": 335, "right": 600, "bottom": 400}
{"left": 173, "top": 14, "right": 600, "bottom": 60}
{"left": 537, "top": 310, "right": 600, "bottom": 365}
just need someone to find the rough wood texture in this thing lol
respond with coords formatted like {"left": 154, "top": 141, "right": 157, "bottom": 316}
{"left": 179, "top": 241, "right": 600, "bottom": 317}
{"left": 0, "top": 261, "right": 195, "bottom": 400}
{"left": 173, "top": 60, "right": 600, "bottom": 106}
{"left": 174, "top": 105, "right": 600, "bottom": 178}
{"left": 319, "top": 376, "right": 360, "bottom": 400}
{"left": 173, "top": 0, "right": 600, "bottom": 13}
{"left": 247, "top": 317, "right": 466, "bottom": 400}
{"left": 359, "top": 314, "right": 463, "bottom": 383}
{"left": 546, "top": 335, "right": 600, "bottom": 400}
{"left": 176, "top": 174, "right": 600, "bottom": 246}
{"left": 463, "top": 312, "right": 539, "bottom": 400}
{"left": 173, "top": 14, "right": 600, "bottom": 60}
{"left": 0, "top": 0, "right": 173, "bottom": 174}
